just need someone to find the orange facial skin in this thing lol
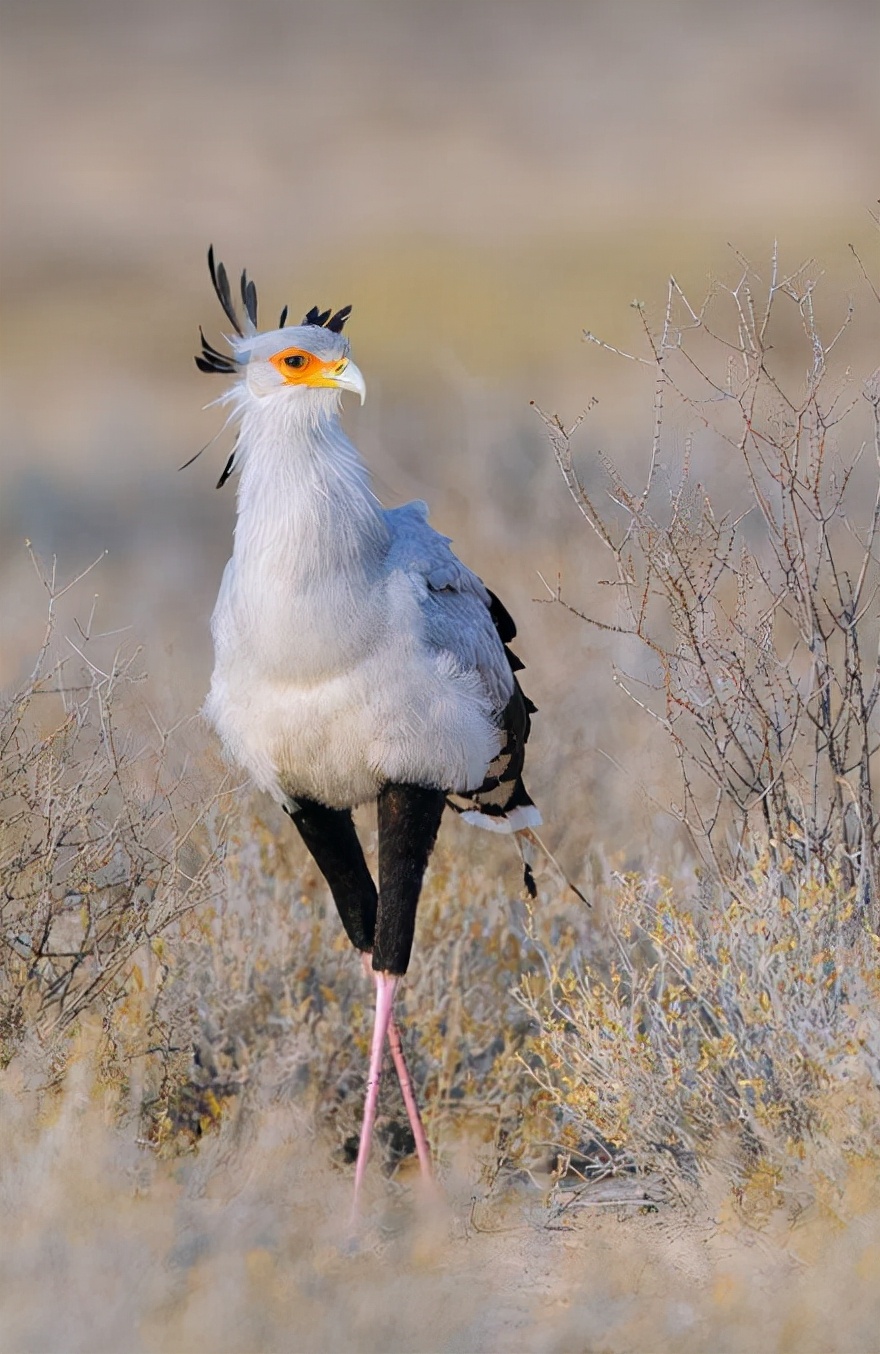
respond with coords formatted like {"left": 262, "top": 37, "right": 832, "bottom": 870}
{"left": 269, "top": 345, "right": 351, "bottom": 389}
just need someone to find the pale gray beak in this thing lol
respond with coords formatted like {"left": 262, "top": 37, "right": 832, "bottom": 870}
{"left": 332, "top": 358, "right": 366, "bottom": 404}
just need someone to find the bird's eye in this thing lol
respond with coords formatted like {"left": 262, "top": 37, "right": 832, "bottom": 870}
{"left": 283, "top": 353, "right": 308, "bottom": 369}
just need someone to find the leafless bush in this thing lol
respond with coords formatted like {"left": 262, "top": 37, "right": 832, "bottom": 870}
{"left": 520, "top": 250, "right": 880, "bottom": 1202}
{"left": 539, "top": 249, "right": 880, "bottom": 920}
{"left": 0, "top": 552, "right": 227, "bottom": 1076}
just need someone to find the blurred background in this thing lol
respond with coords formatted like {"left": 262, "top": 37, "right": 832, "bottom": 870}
{"left": 2, "top": 0, "right": 877, "bottom": 867}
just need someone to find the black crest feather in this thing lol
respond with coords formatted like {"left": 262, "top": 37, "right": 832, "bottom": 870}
{"left": 302, "top": 303, "right": 352, "bottom": 333}
{"left": 207, "top": 245, "right": 244, "bottom": 336}
{"left": 326, "top": 304, "right": 353, "bottom": 333}
{"left": 198, "top": 249, "right": 353, "bottom": 387}
{"left": 195, "top": 326, "right": 237, "bottom": 375}
{"left": 240, "top": 269, "right": 258, "bottom": 329}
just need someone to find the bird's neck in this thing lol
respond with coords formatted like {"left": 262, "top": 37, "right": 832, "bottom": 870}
{"left": 233, "top": 396, "right": 388, "bottom": 583}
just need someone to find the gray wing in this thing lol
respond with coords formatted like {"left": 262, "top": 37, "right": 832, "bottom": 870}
{"left": 384, "top": 501, "right": 514, "bottom": 714}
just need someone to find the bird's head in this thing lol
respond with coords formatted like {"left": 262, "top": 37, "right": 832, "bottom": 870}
{"left": 195, "top": 246, "right": 365, "bottom": 407}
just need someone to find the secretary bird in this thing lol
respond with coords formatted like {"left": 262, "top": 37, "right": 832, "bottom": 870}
{"left": 196, "top": 248, "right": 541, "bottom": 1214}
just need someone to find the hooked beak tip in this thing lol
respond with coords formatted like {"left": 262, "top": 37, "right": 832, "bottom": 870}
{"left": 335, "top": 358, "right": 366, "bottom": 405}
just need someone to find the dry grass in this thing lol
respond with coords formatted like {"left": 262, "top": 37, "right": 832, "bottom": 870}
{"left": 3, "top": 252, "right": 880, "bottom": 1349}
{"left": 2, "top": 1028, "right": 879, "bottom": 1353}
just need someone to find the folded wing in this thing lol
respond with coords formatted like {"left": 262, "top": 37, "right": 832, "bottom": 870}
{"left": 384, "top": 501, "right": 541, "bottom": 833}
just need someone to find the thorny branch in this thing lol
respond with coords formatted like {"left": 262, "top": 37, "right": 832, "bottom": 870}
{"left": 542, "top": 256, "right": 880, "bottom": 921}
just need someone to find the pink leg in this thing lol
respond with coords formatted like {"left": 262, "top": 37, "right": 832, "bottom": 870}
{"left": 355, "top": 955, "right": 434, "bottom": 1198}
{"left": 385, "top": 1000, "right": 433, "bottom": 1181}
{"left": 351, "top": 970, "right": 398, "bottom": 1221}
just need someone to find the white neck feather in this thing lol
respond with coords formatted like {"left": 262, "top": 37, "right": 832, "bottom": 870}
{"left": 233, "top": 390, "right": 388, "bottom": 581}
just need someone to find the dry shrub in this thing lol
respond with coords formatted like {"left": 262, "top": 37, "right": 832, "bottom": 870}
{"left": 518, "top": 864, "right": 880, "bottom": 1208}
{"left": 539, "top": 247, "right": 880, "bottom": 915}
{"left": 523, "top": 250, "right": 880, "bottom": 1212}
{"left": 0, "top": 554, "right": 230, "bottom": 1086}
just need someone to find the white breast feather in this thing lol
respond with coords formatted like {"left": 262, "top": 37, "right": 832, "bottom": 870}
{"left": 204, "top": 392, "right": 510, "bottom": 809}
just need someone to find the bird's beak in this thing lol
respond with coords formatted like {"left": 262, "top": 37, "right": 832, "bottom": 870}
{"left": 330, "top": 358, "right": 366, "bottom": 405}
